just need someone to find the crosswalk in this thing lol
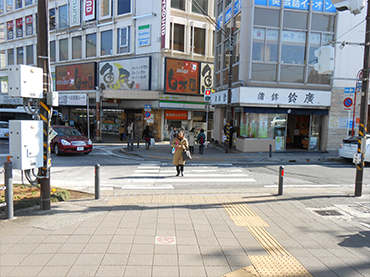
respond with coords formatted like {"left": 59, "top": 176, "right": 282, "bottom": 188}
{"left": 120, "top": 162, "right": 257, "bottom": 190}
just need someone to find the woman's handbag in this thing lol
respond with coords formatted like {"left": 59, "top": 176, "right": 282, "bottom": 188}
{"left": 182, "top": 150, "right": 192, "bottom": 160}
{"left": 150, "top": 138, "right": 155, "bottom": 146}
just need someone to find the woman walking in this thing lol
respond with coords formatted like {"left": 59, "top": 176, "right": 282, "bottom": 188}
{"left": 188, "top": 128, "right": 196, "bottom": 154}
{"left": 171, "top": 131, "right": 189, "bottom": 176}
{"left": 142, "top": 125, "right": 151, "bottom": 150}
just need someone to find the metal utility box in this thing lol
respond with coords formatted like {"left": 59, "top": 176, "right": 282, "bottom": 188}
{"left": 8, "top": 65, "right": 43, "bottom": 99}
{"left": 9, "top": 120, "right": 43, "bottom": 170}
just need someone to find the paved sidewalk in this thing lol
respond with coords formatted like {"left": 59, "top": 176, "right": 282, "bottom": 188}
{"left": 1, "top": 185, "right": 369, "bottom": 277}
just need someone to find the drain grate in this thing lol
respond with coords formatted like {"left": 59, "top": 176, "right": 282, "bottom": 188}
{"left": 314, "top": 209, "right": 343, "bottom": 216}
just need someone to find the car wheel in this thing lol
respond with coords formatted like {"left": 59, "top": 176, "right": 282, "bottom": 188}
{"left": 54, "top": 144, "right": 61, "bottom": 156}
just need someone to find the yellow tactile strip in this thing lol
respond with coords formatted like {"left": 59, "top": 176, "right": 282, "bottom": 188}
{"left": 222, "top": 203, "right": 269, "bottom": 227}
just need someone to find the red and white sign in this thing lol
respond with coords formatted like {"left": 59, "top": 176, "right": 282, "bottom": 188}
{"left": 156, "top": 236, "right": 176, "bottom": 245}
{"left": 160, "top": 0, "right": 167, "bottom": 49}
{"left": 165, "top": 110, "right": 188, "bottom": 120}
{"left": 7, "top": 21, "right": 14, "bottom": 30}
{"left": 83, "top": 0, "right": 95, "bottom": 21}
{"left": 343, "top": 97, "right": 353, "bottom": 110}
{"left": 16, "top": 18, "right": 23, "bottom": 27}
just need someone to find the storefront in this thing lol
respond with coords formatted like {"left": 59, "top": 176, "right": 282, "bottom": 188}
{"left": 212, "top": 86, "right": 331, "bottom": 152}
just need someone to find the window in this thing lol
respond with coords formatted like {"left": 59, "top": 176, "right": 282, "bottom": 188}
{"left": 25, "top": 15, "right": 33, "bottom": 36}
{"left": 117, "top": 27, "right": 130, "bottom": 54}
{"left": 192, "top": 0, "right": 207, "bottom": 14}
{"left": 86, "top": 33, "right": 97, "bottom": 57}
{"left": 312, "top": 14, "right": 334, "bottom": 32}
{"left": 25, "top": 0, "right": 32, "bottom": 6}
{"left": 49, "top": 8, "right": 55, "bottom": 30}
{"left": 171, "top": 23, "right": 184, "bottom": 52}
{"left": 254, "top": 8, "right": 279, "bottom": 27}
{"left": 16, "top": 18, "right": 23, "bottom": 38}
{"left": 283, "top": 11, "right": 307, "bottom": 29}
{"left": 26, "top": 45, "right": 33, "bottom": 65}
{"left": 59, "top": 38, "right": 68, "bottom": 61}
{"left": 59, "top": 5, "right": 68, "bottom": 29}
{"left": 281, "top": 30, "right": 306, "bottom": 64}
{"left": 50, "top": 40, "right": 56, "bottom": 62}
{"left": 16, "top": 47, "right": 23, "bottom": 64}
{"left": 0, "top": 50, "right": 5, "bottom": 69}
{"left": 252, "top": 28, "right": 279, "bottom": 62}
{"left": 7, "top": 49, "right": 14, "bottom": 65}
{"left": 0, "top": 0, "right": 4, "bottom": 15}
{"left": 191, "top": 27, "right": 205, "bottom": 55}
{"left": 118, "top": 0, "right": 130, "bottom": 15}
{"left": 15, "top": 0, "right": 21, "bottom": 9}
{"left": 171, "top": 0, "right": 185, "bottom": 10}
{"left": 0, "top": 23, "right": 4, "bottom": 42}
{"left": 72, "top": 36, "right": 82, "bottom": 59}
{"left": 251, "top": 64, "right": 277, "bottom": 82}
{"left": 7, "top": 20, "right": 14, "bottom": 40}
{"left": 6, "top": 0, "right": 13, "bottom": 12}
{"left": 101, "top": 30, "right": 113, "bottom": 56}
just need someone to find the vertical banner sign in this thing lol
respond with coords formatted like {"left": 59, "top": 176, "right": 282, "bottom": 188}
{"left": 7, "top": 20, "right": 13, "bottom": 40}
{"left": 70, "top": 0, "right": 81, "bottom": 27}
{"left": 165, "top": 58, "right": 200, "bottom": 94}
{"left": 99, "top": 0, "right": 111, "bottom": 20}
{"left": 25, "top": 15, "right": 33, "bottom": 36}
{"left": 16, "top": 18, "right": 23, "bottom": 38}
{"left": 83, "top": 0, "right": 95, "bottom": 21}
{"left": 161, "top": 0, "right": 168, "bottom": 49}
{"left": 200, "top": 62, "right": 213, "bottom": 94}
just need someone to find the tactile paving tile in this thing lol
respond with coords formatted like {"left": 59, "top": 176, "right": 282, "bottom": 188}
{"left": 222, "top": 203, "right": 269, "bottom": 227}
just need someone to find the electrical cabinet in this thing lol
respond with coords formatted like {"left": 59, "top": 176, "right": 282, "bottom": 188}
{"left": 8, "top": 65, "right": 43, "bottom": 99}
{"left": 9, "top": 120, "right": 43, "bottom": 170}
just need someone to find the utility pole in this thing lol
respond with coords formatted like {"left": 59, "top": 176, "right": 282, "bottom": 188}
{"left": 355, "top": 1, "right": 370, "bottom": 197}
{"left": 225, "top": 15, "right": 234, "bottom": 154}
{"left": 37, "top": 0, "right": 51, "bottom": 210}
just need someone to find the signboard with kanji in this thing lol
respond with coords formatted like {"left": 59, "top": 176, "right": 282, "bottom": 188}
{"left": 56, "top": 62, "right": 96, "bottom": 91}
{"left": 165, "top": 58, "right": 199, "bottom": 94}
{"left": 165, "top": 110, "right": 188, "bottom": 120}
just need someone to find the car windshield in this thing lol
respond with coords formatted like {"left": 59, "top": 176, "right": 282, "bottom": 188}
{"left": 0, "top": 122, "right": 9, "bottom": 128}
{"left": 55, "top": 128, "right": 82, "bottom": 136}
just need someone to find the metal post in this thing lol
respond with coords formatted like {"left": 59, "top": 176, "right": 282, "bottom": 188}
{"left": 355, "top": 3, "right": 370, "bottom": 197}
{"left": 278, "top": 166, "right": 284, "bottom": 195}
{"left": 137, "top": 135, "right": 140, "bottom": 148}
{"left": 269, "top": 144, "right": 272, "bottom": 158}
{"left": 127, "top": 137, "right": 130, "bottom": 151}
{"left": 4, "top": 162, "right": 14, "bottom": 219}
{"left": 37, "top": 0, "right": 51, "bottom": 210}
{"left": 225, "top": 25, "right": 234, "bottom": 154}
{"left": 95, "top": 164, "right": 100, "bottom": 199}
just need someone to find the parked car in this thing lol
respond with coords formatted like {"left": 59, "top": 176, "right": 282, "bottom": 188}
{"left": 338, "top": 135, "right": 370, "bottom": 162}
{"left": 51, "top": 125, "right": 93, "bottom": 156}
{"left": 0, "top": 121, "right": 9, "bottom": 138}
{"left": 271, "top": 116, "right": 286, "bottom": 127}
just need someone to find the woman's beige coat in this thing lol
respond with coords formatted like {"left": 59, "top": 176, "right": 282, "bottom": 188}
{"left": 171, "top": 137, "right": 189, "bottom": 166}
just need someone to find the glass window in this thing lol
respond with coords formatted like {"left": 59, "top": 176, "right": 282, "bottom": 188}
{"left": 192, "top": 0, "right": 207, "bottom": 14}
{"left": 216, "top": 45, "right": 221, "bottom": 71}
{"left": 16, "top": 18, "right": 22, "bottom": 38}
{"left": 307, "top": 67, "right": 330, "bottom": 84}
{"left": 171, "top": 0, "right": 185, "bottom": 10}
{"left": 16, "top": 47, "right": 23, "bottom": 64}
{"left": 0, "top": 1, "right": 4, "bottom": 15}
{"left": 6, "top": 0, "right": 13, "bottom": 12}
{"left": 0, "top": 23, "right": 4, "bottom": 42}
{"left": 49, "top": 8, "right": 55, "bottom": 30}
{"left": 72, "top": 36, "right": 82, "bottom": 59}
{"left": 118, "top": 0, "right": 130, "bottom": 15}
{"left": 86, "top": 33, "right": 97, "bottom": 57}
{"left": 25, "top": 15, "right": 33, "bottom": 36}
{"left": 254, "top": 8, "right": 279, "bottom": 27}
{"left": 15, "top": 0, "right": 21, "bottom": 9}
{"left": 171, "top": 23, "right": 185, "bottom": 52}
{"left": 117, "top": 27, "right": 130, "bottom": 54}
{"left": 59, "top": 5, "right": 68, "bottom": 29}
{"left": 50, "top": 40, "right": 55, "bottom": 62}
{"left": 25, "top": 0, "right": 32, "bottom": 6}
{"left": 101, "top": 30, "right": 113, "bottom": 56}
{"left": 217, "top": 1, "right": 223, "bottom": 16}
{"left": 0, "top": 50, "right": 5, "bottom": 69}
{"left": 252, "top": 28, "right": 279, "bottom": 62}
{"left": 26, "top": 45, "right": 33, "bottom": 65}
{"left": 251, "top": 63, "right": 277, "bottom": 82}
{"left": 223, "top": 40, "right": 229, "bottom": 70}
{"left": 312, "top": 14, "right": 334, "bottom": 32}
{"left": 7, "top": 49, "right": 14, "bottom": 65}
{"left": 191, "top": 27, "right": 205, "bottom": 55}
{"left": 283, "top": 11, "right": 307, "bottom": 29}
{"left": 281, "top": 30, "right": 306, "bottom": 64}
{"left": 7, "top": 20, "right": 14, "bottom": 40}
{"left": 59, "top": 38, "right": 68, "bottom": 61}
{"left": 280, "top": 65, "right": 304, "bottom": 83}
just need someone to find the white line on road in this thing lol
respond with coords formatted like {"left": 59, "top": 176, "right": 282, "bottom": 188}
{"left": 121, "top": 184, "right": 174, "bottom": 190}
{"left": 265, "top": 184, "right": 341, "bottom": 188}
{"left": 131, "top": 173, "right": 251, "bottom": 177}
{"left": 125, "top": 178, "right": 257, "bottom": 183}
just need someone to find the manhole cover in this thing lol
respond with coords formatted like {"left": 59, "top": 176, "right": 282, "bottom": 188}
{"left": 314, "top": 209, "right": 343, "bottom": 216}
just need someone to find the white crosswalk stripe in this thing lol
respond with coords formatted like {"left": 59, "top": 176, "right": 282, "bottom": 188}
{"left": 120, "top": 163, "right": 257, "bottom": 189}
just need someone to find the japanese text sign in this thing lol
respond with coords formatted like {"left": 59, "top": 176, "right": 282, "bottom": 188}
{"left": 56, "top": 62, "right": 96, "bottom": 91}
{"left": 165, "top": 110, "right": 188, "bottom": 120}
{"left": 165, "top": 58, "right": 199, "bottom": 94}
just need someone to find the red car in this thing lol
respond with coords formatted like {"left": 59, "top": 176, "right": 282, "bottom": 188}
{"left": 51, "top": 125, "right": 93, "bottom": 156}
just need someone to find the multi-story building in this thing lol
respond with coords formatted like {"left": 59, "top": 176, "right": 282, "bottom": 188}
{"left": 0, "top": 0, "right": 215, "bottom": 141}
{"left": 213, "top": 0, "right": 369, "bottom": 152}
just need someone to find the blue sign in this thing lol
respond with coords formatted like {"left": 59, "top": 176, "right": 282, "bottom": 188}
{"left": 356, "top": 82, "right": 362, "bottom": 91}
{"left": 325, "top": 0, "right": 336, "bottom": 12}
{"left": 268, "top": 0, "right": 281, "bottom": 7}
{"left": 283, "top": 0, "right": 309, "bottom": 10}
{"left": 344, "top": 97, "right": 353, "bottom": 107}
{"left": 225, "top": 5, "right": 232, "bottom": 24}
{"left": 145, "top": 111, "right": 151, "bottom": 118}
{"left": 255, "top": 0, "right": 267, "bottom": 5}
{"left": 344, "top": 87, "right": 355, "bottom": 94}
{"left": 312, "top": 0, "right": 324, "bottom": 11}
{"left": 217, "top": 15, "right": 223, "bottom": 30}
{"left": 255, "top": 0, "right": 335, "bottom": 12}
{"left": 234, "top": 0, "right": 241, "bottom": 14}
{"left": 144, "top": 104, "right": 152, "bottom": 111}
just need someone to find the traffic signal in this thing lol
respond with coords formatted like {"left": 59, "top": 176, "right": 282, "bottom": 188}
{"left": 204, "top": 89, "right": 211, "bottom": 102}
{"left": 314, "top": 46, "right": 334, "bottom": 75}
{"left": 331, "top": 0, "right": 365, "bottom": 15}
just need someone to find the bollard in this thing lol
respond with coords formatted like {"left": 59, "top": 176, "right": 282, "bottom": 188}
{"left": 95, "top": 164, "right": 100, "bottom": 199}
{"left": 278, "top": 166, "right": 284, "bottom": 195}
{"left": 130, "top": 137, "right": 134, "bottom": 151}
{"left": 4, "top": 162, "right": 14, "bottom": 219}
{"left": 269, "top": 144, "right": 272, "bottom": 158}
{"left": 137, "top": 135, "right": 140, "bottom": 148}
{"left": 127, "top": 138, "right": 130, "bottom": 151}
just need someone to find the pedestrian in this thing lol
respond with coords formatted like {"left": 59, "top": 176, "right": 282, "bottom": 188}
{"left": 171, "top": 131, "right": 189, "bottom": 176}
{"left": 142, "top": 125, "right": 151, "bottom": 150}
{"left": 188, "top": 127, "right": 196, "bottom": 154}
{"left": 90, "top": 122, "right": 95, "bottom": 139}
{"left": 119, "top": 122, "right": 125, "bottom": 141}
{"left": 197, "top": 129, "right": 206, "bottom": 155}
{"left": 169, "top": 126, "right": 178, "bottom": 152}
